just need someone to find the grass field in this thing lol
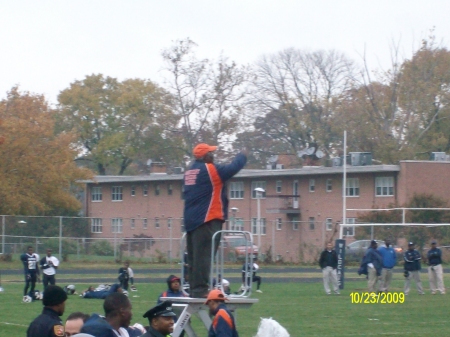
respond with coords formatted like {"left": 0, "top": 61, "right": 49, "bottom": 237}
{"left": 1, "top": 272, "right": 450, "bottom": 337}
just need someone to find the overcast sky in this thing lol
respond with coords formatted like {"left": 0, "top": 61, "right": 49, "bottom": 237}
{"left": 1, "top": 0, "right": 449, "bottom": 104}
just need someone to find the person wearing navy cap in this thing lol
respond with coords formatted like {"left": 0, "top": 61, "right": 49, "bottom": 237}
{"left": 403, "top": 242, "right": 424, "bottom": 295}
{"left": 141, "top": 301, "right": 177, "bottom": 337}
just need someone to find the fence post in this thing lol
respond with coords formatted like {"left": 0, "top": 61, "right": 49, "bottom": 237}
{"left": 59, "top": 216, "right": 63, "bottom": 258}
{"left": 2, "top": 215, "right": 5, "bottom": 255}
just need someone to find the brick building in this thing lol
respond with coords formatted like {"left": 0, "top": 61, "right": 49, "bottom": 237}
{"left": 82, "top": 158, "right": 450, "bottom": 263}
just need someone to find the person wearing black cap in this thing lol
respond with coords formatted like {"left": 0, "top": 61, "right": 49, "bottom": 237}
{"left": 141, "top": 301, "right": 177, "bottom": 337}
{"left": 183, "top": 143, "right": 247, "bottom": 298}
{"left": 427, "top": 240, "right": 445, "bottom": 294}
{"left": 204, "top": 289, "right": 239, "bottom": 337}
{"left": 26, "top": 285, "right": 67, "bottom": 337}
{"left": 360, "top": 240, "right": 383, "bottom": 292}
{"left": 403, "top": 242, "right": 424, "bottom": 295}
{"left": 157, "top": 275, "right": 187, "bottom": 303}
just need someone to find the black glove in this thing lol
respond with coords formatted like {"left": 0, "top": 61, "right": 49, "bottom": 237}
{"left": 403, "top": 270, "right": 409, "bottom": 278}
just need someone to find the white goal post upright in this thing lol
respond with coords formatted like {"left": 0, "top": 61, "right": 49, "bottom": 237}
{"left": 340, "top": 130, "right": 347, "bottom": 240}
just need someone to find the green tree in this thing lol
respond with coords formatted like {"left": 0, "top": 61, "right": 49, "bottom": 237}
{"left": 0, "top": 87, "right": 93, "bottom": 215}
{"left": 57, "top": 74, "right": 180, "bottom": 175}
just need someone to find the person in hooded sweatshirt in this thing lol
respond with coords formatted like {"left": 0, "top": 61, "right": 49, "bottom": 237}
{"left": 157, "top": 275, "right": 187, "bottom": 303}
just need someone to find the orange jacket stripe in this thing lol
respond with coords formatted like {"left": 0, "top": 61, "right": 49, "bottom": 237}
{"left": 212, "top": 309, "right": 234, "bottom": 329}
{"left": 205, "top": 163, "right": 224, "bottom": 223}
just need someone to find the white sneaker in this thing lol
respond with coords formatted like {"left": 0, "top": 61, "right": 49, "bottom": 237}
{"left": 256, "top": 289, "right": 263, "bottom": 293}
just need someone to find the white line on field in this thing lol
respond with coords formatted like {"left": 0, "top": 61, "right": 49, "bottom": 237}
{"left": 0, "top": 321, "right": 28, "bottom": 327}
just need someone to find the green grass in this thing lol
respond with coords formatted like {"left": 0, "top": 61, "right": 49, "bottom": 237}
{"left": 1, "top": 275, "right": 450, "bottom": 336}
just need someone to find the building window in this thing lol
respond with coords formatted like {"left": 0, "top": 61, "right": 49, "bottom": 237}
{"left": 276, "top": 180, "right": 282, "bottom": 193}
{"left": 309, "top": 217, "right": 315, "bottom": 230}
{"left": 309, "top": 179, "right": 315, "bottom": 192}
{"left": 92, "top": 187, "right": 102, "bottom": 202}
{"left": 91, "top": 218, "right": 102, "bottom": 233}
{"left": 112, "top": 186, "right": 123, "bottom": 201}
{"left": 180, "top": 218, "right": 185, "bottom": 232}
{"left": 326, "top": 218, "right": 333, "bottom": 231}
{"left": 375, "top": 177, "right": 394, "bottom": 196}
{"left": 251, "top": 218, "right": 266, "bottom": 235}
{"left": 143, "top": 185, "right": 148, "bottom": 196}
{"left": 251, "top": 181, "right": 267, "bottom": 198}
{"left": 292, "top": 220, "right": 299, "bottom": 230}
{"left": 276, "top": 218, "right": 282, "bottom": 230}
{"left": 155, "top": 184, "right": 160, "bottom": 196}
{"left": 326, "top": 179, "right": 332, "bottom": 192}
{"left": 168, "top": 218, "right": 173, "bottom": 229}
{"left": 344, "top": 218, "right": 356, "bottom": 236}
{"left": 111, "top": 218, "right": 123, "bottom": 233}
{"left": 230, "top": 181, "right": 244, "bottom": 199}
{"left": 143, "top": 218, "right": 148, "bottom": 230}
{"left": 131, "top": 186, "right": 136, "bottom": 196}
{"left": 346, "top": 178, "right": 360, "bottom": 197}
{"left": 130, "top": 218, "right": 135, "bottom": 230}
{"left": 155, "top": 217, "right": 160, "bottom": 229}
{"left": 231, "top": 218, "right": 244, "bottom": 231}
{"left": 168, "top": 184, "right": 173, "bottom": 195}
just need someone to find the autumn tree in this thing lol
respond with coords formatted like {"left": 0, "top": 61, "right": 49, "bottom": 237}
{"left": 161, "top": 38, "right": 250, "bottom": 157}
{"left": 57, "top": 74, "right": 181, "bottom": 175}
{"left": 0, "top": 87, "right": 92, "bottom": 215}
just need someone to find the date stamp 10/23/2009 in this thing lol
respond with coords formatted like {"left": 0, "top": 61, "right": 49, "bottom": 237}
{"left": 350, "top": 292, "right": 405, "bottom": 304}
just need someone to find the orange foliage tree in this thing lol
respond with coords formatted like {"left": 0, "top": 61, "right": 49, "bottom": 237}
{"left": 0, "top": 87, "right": 93, "bottom": 215}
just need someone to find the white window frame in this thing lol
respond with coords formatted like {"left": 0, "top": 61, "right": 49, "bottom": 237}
{"left": 91, "top": 218, "right": 102, "bottom": 233}
{"left": 92, "top": 187, "right": 102, "bottom": 202}
{"left": 326, "top": 218, "right": 333, "bottom": 231}
{"left": 251, "top": 181, "right": 267, "bottom": 198}
{"left": 155, "top": 217, "right": 160, "bottom": 229}
{"left": 232, "top": 218, "right": 244, "bottom": 231}
{"left": 230, "top": 181, "right": 244, "bottom": 199}
{"left": 326, "top": 179, "right": 332, "bottom": 192}
{"left": 168, "top": 218, "right": 173, "bottom": 229}
{"left": 276, "top": 218, "right": 282, "bottom": 230}
{"left": 143, "top": 185, "right": 148, "bottom": 196}
{"left": 346, "top": 178, "right": 360, "bottom": 197}
{"left": 375, "top": 177, "right": 394, "bottom": 196}
{"left": 292, "top": 220, "right": 299, "bottom": 230}
{"left": 130, "top": 218, "right": 135, "bottom": 230}
{"left": 168, "top": 183, "right": 173, "bottom": 196}
{"left": 131, "top": 185, "right": 135, "bottom": 197}
{"left": 309, "top": 179, "right": 315, "bottom": 192}
{"left": 112, "top": 186, "right": 123, "bottom": 201}
{"left": 143, "top": 218, "right": 148, "bottom": 230}
{"left": 276, "top": 180, "right": 282, "bottom": 193}
{"left": 155, "top": 183, "right": 160, "bottom": 196}
{"left": 251, "top": 218, "right": 266, "bottom": 235}
{"left": 111, "top": 218, "right": 123, "bottom": 233}
{"left": 344, "top": 218, "right": 356, "bottom": 236}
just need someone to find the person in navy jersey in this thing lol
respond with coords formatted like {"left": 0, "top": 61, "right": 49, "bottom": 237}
{"left": 427, "top": 240, "right": 445, "bottom": 294}
{"left": 21, "top": 246, "right": 40, "bottom": 301}
{"left": 403, "top": 241, "right": 424, "bottom": 295}
{"left": 377, "top": 238, "right": 397, "bottom": 292}
{"left": 183, "top": 143, "right": 247, "bottom": 298}
{"left": 360, "top": 240, "right": 383, "bottom": 292}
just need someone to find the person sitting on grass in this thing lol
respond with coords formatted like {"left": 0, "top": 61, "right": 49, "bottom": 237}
{"left": 158, "top": 275, "right": 187, "bottom": 303}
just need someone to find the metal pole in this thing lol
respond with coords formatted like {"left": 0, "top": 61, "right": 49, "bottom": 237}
{"left": 59, "top": 216, "right": 63, "bottom": 258}
{"left": 169, "top": 220, "right": 173, "bottom": 264}
{"left": 257, "top": 196, "right": 261, "bottom": 259}
{"left": 2, "top": 215, "right": 5, "bottom": 255}
{"left": 340, "top": 130, "right": 347, "bottom": 239}
{"left": 272, "top": 220, "right": 275, "bottom": 262}
{"left": 114, "top": 221, "right": 117, "bottom": 260}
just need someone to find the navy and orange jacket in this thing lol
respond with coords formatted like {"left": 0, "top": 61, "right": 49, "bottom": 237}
{"left": 183, "top": 153, "right": 247, "bottom": 232}
{"left": 208, "top": 303, "right": 239, "bottom": 337}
